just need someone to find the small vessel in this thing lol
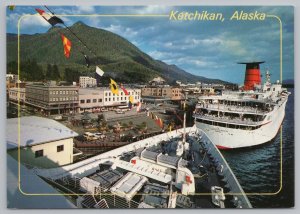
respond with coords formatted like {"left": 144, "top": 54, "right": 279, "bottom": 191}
{"left": 194, "top": 62, "right": 290, "bottom": 149}
{"left": 35, "top": 97, "right": 251, "bottom": 208}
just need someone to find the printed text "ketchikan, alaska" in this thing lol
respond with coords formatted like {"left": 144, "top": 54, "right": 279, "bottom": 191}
{"left": 169, "top": 10, "right": 266, "bottom": 21}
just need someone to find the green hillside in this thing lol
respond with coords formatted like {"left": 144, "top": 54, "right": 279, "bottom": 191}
{"left": 7, "top": 21, "right": 226, "bottom": 84}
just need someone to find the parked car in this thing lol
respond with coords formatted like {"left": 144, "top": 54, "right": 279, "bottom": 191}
{"left": 94, "top": 132, "right": 106, "bottom": 139}
{"left": 83, "top": 132, "right": 98, "bottom": 141}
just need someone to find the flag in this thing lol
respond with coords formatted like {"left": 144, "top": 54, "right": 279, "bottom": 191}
{"left": 136, "top": 102, "right": 142, "bottom": 112}
{"left": 35, "top": 8, "right": 64, "bottom": 26}
{"left": 159, "top": 118, "right": 164, "bottom": 128}
{"left": 120, "top": 84, "right": 129, "bottom": 95}
{"left": 96, "top": 66, "right": 104, "bottom": 76}
{"left": 129, "top": 95, "right": 134, "bottom": 103}
{"left": 61, "top": 34, "right": 71, "bottom": 58}
{"left": 8, "top": 6, "right": 15, "bottom": 11}
{"left": 110, "top": 78, "right": 119, "bottom": 95}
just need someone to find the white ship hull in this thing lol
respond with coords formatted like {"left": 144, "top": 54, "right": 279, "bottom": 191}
{"left": 195, "top": 99, "right": 287, "bottom": 149}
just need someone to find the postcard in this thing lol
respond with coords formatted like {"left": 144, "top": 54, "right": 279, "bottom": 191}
{"left": 6, "top": 5, "right": 294, "bottom": 208}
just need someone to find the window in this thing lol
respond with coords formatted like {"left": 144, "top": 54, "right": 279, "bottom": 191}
{"left": 87, "top": 99, "right": 91, "bottom": 103}
{"left": 105, "top": 98, "right": 107, "bottom": 101}
{"left": 98, "top": 99, "right": 102, "bottom": 102}
{"left": 93, "top": 99, "right": 97, "bottom": 103}
{"left": 35, "top": 150, "right": 43, "bottom": 158}
{"left": 57, "top": 145, "right": 64, "bottom": 152}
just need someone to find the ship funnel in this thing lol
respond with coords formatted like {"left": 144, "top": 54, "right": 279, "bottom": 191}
{"left": 238, "top": 61, "right": 265, "bottom": 90}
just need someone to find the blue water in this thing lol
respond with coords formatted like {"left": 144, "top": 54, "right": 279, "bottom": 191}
{"left": 222, "top": 88, "right": 294, "bottom": 208}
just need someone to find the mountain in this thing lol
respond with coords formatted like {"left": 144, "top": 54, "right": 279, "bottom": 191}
{"left": 7, "top": 21, "right": 227, "bottom": 84}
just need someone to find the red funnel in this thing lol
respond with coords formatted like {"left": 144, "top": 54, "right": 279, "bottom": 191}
{"left": 238, "top": 62, "right": 264, "bottom": 90}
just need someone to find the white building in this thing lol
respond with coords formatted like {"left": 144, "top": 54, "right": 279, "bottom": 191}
{"left": 103, "top": 87, "right": 141, "bottom": 107}
{"left": 8, "top": 87, "right": 26, "bottom": 103}
{"left": 79, "top": 76, "right": 97, "bottom": 88}
{"left": 78, "top": 87, "right": 141, "bottom": 112}
{"left": 7, "top": 116, "right": 79, "bottom": 168}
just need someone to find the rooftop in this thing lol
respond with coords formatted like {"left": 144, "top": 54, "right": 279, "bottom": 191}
{"left": 6, "top": 116, "right": 78, "bottom": 149}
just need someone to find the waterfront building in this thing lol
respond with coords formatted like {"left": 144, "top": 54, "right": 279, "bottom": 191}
{"left": 78, "top": 87, "right": 141, "bottom": 112}
{"left": 103, "top": 87, "right": 141, "bottom": 107}
{"left": 141, "top": 86, "right": 183, "bottom": 100}
{"left": 78, "top": 88, "right": 104, "bottom": 113}
{"left": 25, "top": 82, "right": 79, "bottom": 115}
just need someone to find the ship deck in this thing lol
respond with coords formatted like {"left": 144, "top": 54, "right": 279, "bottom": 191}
{"left": 41, "top": 129, "right": 251, "bottom": 208}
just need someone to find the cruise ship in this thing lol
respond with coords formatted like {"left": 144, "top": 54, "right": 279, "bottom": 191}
{"left": 35, "top": 126, "right": 252, "bottom": 208}
{"left": 194, "top": 62, "right": 290, "bottom": 149}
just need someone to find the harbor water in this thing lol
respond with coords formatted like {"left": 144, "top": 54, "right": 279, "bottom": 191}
{"left": 222, "top": 88, "right": 294, "bottom": 208}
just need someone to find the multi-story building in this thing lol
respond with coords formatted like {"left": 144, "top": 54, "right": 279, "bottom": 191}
{"left": 25, "top": 82, "right": 79, "bottom": 115}
{"left": 79, "top": 76, "right": 97, "bottom": 88}
{"left": 78, "top": 87, "right": 141, "bottom": 113}
{"left": 8, "top": 87, "right": 26, "bottom": 103}
{"left": 78, "top": 88, "right": 104, "bottom": 113}
{"left": 103, "top": 88, "right": 141, "bottom": 106}
{"left": 141, "top": 86, "right": 183, "bottom": 100}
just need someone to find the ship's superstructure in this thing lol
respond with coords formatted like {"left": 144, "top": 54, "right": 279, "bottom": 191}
{"left": 35, "top": 126, "right": 252, "bottom": 208}
{"left": 194, "top": 62, "right": 290, "bottom": 149}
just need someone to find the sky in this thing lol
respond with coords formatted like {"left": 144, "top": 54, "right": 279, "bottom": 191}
{"left": 6, "top": 6, "right": 294, "bottom": 84}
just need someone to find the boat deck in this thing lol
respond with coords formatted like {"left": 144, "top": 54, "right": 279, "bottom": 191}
{"left": 49, "top": 131, "right": 248, "bottom": 208}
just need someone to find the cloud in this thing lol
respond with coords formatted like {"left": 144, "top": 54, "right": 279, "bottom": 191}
{"left": 7, "top": 13, "right": 50, "bottom": 32}
{"left": 103, "top": 24, "right": 138, "bottom": 39}
{"left": 75, "top": 6, "right": 95, "bottom": 13}
{"left": 136, "top": 5, "right": 173, "bottom": 14}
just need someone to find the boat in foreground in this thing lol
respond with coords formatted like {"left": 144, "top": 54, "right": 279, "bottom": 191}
{"left": 36, "top": 126, "right": 252, "bottom": 208}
